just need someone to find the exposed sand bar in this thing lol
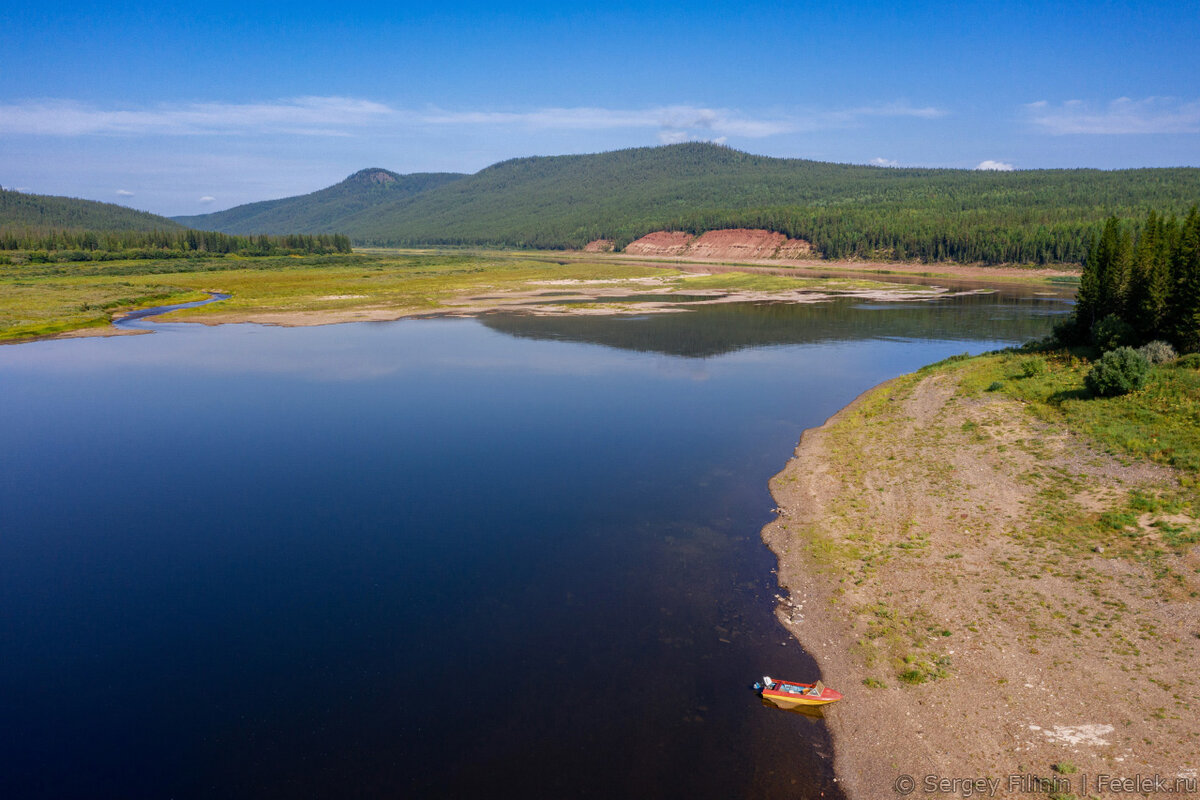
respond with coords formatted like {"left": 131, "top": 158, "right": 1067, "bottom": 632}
{"left": 104, "top": 271, "right": 1008, "bottom": 331}
{"left": 525, "top": 251, "right": 1081, "bottom": 290}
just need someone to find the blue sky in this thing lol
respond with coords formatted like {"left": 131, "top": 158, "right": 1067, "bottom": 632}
{"left": 2, "top": 0, "right": 1198, "bottom": 215}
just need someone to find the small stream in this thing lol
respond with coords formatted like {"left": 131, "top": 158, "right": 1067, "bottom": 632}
{"left": 113, "top": 292, "right": 229, "bottom": 328}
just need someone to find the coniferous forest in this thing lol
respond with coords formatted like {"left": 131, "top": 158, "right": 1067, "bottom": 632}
{"left": 178, "top": 143, "right": 1200, "bottom": 266}
{"left": 0, "top": 226, "right": 352, "bottom": 262}
{"left": 7, "top": 144, "right": 1199, "bottom": 267}
{"left": 1063, "top": 208, "right": 1200, "bottom": 352}
{"left": 0, "top": 188, "right": 351, "bottom": 261}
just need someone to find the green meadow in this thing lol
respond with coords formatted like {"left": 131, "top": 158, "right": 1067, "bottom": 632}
{"left": 0, "top": 250, "right": 932, "bottom": 342}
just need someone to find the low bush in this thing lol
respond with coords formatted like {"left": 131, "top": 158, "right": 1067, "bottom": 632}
{"left": 1085, "top": 347, "right": 1150, "bottom": 397}
{"left": 1019, "top": 356, "right": 1046, "bottom": 378}
{"left": 1137, "top": 340, "right": 1177, "bottom": 364}
{"left": 1176, "top": 353, "right": 1200, "bottom": 370}
{"left": 1091, "top": 314, "right": 1135, "bottom": 351}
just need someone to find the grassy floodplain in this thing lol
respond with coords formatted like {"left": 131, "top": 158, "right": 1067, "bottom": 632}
{"left": 0, "top": 252, "right": 648, "bottom": 341}
{"left": 0, "top": 249, "right": 952, "bottom": 343}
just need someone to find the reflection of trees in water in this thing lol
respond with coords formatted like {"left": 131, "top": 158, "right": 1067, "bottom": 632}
{"left": 481, "top": 295, "right": 1070, "bottom": 358}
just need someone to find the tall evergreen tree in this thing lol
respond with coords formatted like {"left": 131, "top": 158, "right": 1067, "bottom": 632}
{"left": 1128, "top": 211, "right": 1173, "bottom": 340}
{"left": 1075, "top": 231, "right": 1104, "bottom": 333}
{"left": 1171, "top": 207, "right": 1200, "bottom": 353}
{"left": 1104, "top": 219, "right": 1133, "bottom": 320}
{"left": 1076, "top": 217, "right": 1130, "bottom": 333}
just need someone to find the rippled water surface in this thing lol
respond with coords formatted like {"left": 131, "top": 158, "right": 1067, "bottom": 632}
{"left": 0, "top": 294, "right": 1066, "bottom": 799}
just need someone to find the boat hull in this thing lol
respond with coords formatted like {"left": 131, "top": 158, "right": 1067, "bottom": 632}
{"left": 759, "top": 679, "right": 842, "bottom": 708}
{"left": 761, "top": 692, "right": 839, "bottom": 709}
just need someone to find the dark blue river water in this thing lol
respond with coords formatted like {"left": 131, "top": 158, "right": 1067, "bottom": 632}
{"left": 0, "top": 294, "right": 1066, "bottom": 799}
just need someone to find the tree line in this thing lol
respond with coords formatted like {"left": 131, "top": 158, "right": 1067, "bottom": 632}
{"left": 339, "top": 143, "right": 1199, "bottom": 265}
{"left": 1061, "top": 207, "right": 1200, "bottom": 352}
{"left": 0, "top": 227, "right": 352, "bottom": 261}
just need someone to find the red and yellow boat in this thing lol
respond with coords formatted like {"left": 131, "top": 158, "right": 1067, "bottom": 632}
{"left": 756, "top": 676, "right": 842, "bottom": 709}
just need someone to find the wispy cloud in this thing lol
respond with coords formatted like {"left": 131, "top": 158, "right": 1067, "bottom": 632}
{"left": 115, "top": 188, "right": 134, "bottom": 196}
{"left": 869, "top": 157, "right": 900, "bottom": 167}
{"left": 420, "top": 102, "right": 945, "bottom": 138}
{"left": 198, "top": 195, "right": 216, "bottom": 204}
{"left": 1026, "top": 97, "right": 1200, "bottom": 135}
{"left": 975, "top": 159, "right": 1014, "bottom": 171}
{"left": 0, "top": 97, "right": 948, "bottom": 141}
{"left": 0, "top": 96, "right": 394, "bottom": 136}
{"left": 844, "top": 102, "right": 947, "bottom": 120}
{"left": 418, "top": 105, "right": 798, "bottom": 138}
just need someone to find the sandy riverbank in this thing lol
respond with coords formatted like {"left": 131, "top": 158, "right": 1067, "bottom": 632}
{"left": 569, "top": 251, "right": 1081, "bottom": 283}
{"left": 49, "top": 273, "right": 986, "bottom": 336}
{"left": 762, "top": 366, "right": 1199, "bottom": 799}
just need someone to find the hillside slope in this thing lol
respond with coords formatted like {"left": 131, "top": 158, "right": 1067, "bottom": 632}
{"left": 174, "top": 143, "right": 1200, "bottom": 264}
{"left": 174, "top": 169, "right": 464, "bottom": 233}
{"left": 0, "top": 187, "right": 183, "bottom": 232}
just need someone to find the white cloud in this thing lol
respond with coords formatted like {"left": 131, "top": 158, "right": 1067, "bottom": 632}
{"left": 0, "top": 96, "right": 394, "bottom": 137}
{"left": 1026, "top": 96, "right": 1200, "bottom": 135}
{"left": 0, "top": 97, "right": 948, "bottom": 142}
{"left": 198, "top": 195, "right": 216, "bottom": 203}
{"left": 419, "top": 104, "right": 797, "bottom": 139}
{"left": 847, "top": 102, "right": 947, "bottom": 120}
{"left": 417, "top": 101, "right": 947, "bottom": 144}
{"left": 975, "top": 160, "right": 1014, "bottom": 171}
{"left": 870, "top": 157, "right": 899, "bottom": 167}
{"left": 116, "top": 189, "right": 134, "bottom": 196}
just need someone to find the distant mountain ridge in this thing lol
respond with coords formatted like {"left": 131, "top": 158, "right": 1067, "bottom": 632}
{"left": 173, "top": 169, "right": 465, "bottom": 234}
{"left": 0, "top": 186, "right": 183, "bottom": 232}
{"left": 177, "top": 143, "right": 1200, "bottom": 265}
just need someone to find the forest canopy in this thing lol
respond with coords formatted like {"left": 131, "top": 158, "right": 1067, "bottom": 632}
{"left": 178, "top": 143, "right": 1200, "bottom": 266}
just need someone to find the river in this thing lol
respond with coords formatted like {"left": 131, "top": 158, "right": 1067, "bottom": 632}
{"left": 0, "top": 292, "right": 1067, "bottom": 798}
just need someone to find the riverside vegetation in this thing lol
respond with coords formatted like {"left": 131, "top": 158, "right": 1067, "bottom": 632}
{"left": 0, "top": 251, "right": 651, "bottom": 341}
{"left": 2, "top": 250, "right": 921, "bottom": 342}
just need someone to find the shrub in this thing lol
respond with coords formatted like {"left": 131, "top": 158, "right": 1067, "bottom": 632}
{"left": 986, "top": 380, "right": 1005, "bottom": 392}
{"left": 1085, "top": 347, "right": 1151, "bottom": 397}
{"left": 1137, "top": 340, "right": 1177, "bottom": 364}
{"left": 1175, "top": 353, "right": 1200, "bottom": 370}
{"left": 1019, "top": 356, "right": 1046, "bottom": 378}
{"left": 1051, "top": 316, "right": 1084, "bottom": 346}
{"left": 1091, "top": 314, "right": 1135, "bottom": 351}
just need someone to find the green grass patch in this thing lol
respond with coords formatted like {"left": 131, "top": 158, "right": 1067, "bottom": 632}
{"left": 0, "top": 251, "right": 670, "bottom": 340}
{"left": 954, "top": 350, "right": 1200, "bottom": 476}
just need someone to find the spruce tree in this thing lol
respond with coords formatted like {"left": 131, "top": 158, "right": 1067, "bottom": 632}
{"left": 1129, "top": 211, "right": 1173, "bottom": 341}
{"left": 1171, "top": 207, "right": 1200, "bottom": 353}
{"left": 1103, "top": 219, "right": 1133, "bottom": 320}
{"left": 1075, "top": 230, "right": 1104, "bottom": 333}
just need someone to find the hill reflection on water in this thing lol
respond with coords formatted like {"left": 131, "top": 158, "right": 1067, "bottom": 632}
{"left": 480, "top": 293, "right": 1071, "bottom": 358}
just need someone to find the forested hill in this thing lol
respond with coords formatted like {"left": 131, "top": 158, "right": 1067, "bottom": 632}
{"left": 173, "top": 169, "right": 465, "bottom": 234}
{"left": 0, "top": 187, "right": 184, "bottom": 232}
{"left": 176, "top": 143, "right": 1200, "bottom": 265}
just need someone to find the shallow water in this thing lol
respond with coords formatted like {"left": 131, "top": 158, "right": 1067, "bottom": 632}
{"left": 0, "top": 294, "right": 1066, "bottom": 799}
